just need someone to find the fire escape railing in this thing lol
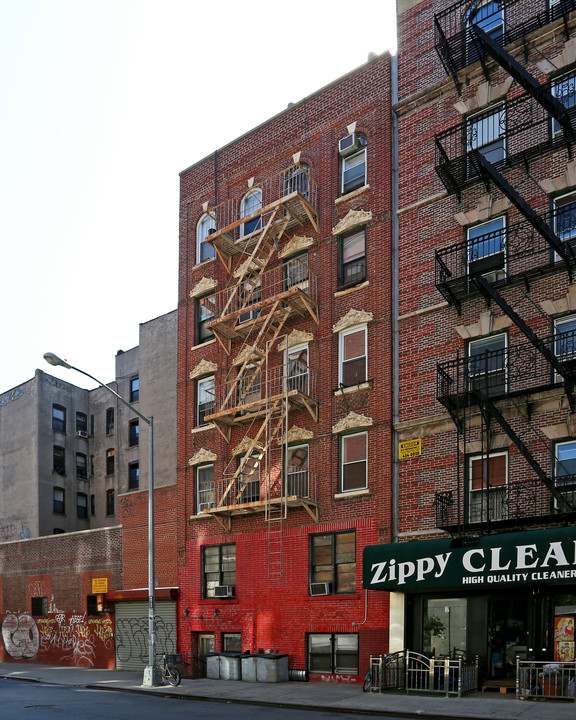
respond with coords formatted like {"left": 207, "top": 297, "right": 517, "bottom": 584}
{"left": 435, "top": 476, "right": 576, "bottom": 530}
{"left": 435, "top": 206, "right": 576, "bottom": 310}
{"left": 436, "top": 329, "right": 576, "bottom": 410}
{"left": 434, "top": 0, "right": 576, "bottom": 89}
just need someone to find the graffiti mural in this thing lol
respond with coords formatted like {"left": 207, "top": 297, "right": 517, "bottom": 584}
{"left": 1, "top": 611, "right": 114, "bottom": 668}
{"left": 1, "top": 613, "right": 40, "bottom": 659}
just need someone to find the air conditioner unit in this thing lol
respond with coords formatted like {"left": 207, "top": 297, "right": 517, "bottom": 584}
{"left": 198, "top": 502, "right": 213, "bottom": 513}
{"left": 77, "top": 430, "right": 88, "bottom": 438}
{"left": 338, "top": 133, "right": 360, "bottom": 157}
{"left": 214, "top": 585, "right": 235, "bottom": 598}
{"left": 310, "top": 582, "right": 331, "bottom": 596}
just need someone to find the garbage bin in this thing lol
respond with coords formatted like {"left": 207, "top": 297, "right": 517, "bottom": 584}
{"left": 256, "top": 653, "right": 289, "bottom": 682}
{"left": 220, "top": 653, "right": 242, "bottom": 680}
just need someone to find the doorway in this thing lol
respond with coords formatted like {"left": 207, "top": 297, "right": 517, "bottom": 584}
{"left": 487, "top": 598, "right": 528, "bottom": 680}
{"left": 198, "top": 634, "right": 215, "bottom": 678}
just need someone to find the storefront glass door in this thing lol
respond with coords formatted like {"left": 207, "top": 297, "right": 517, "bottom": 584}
{"left": 423, "top": 598, "right": 467, "bottom": 658}
{"left": 487, "top": 598, "right": 528, "bottom": 680}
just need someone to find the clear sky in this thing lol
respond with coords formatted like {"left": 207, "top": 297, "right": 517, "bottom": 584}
{"left": 0, "top": 0, "right": 396, "bottom": 392}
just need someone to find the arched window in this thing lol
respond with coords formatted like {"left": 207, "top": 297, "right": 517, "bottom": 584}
{"left": 284, "top": 163, "right": 310, "bottom": 199}
{"left": 240, "top": 188, "right": 262, "bottom": 237}
{"left": 196, "top": 213, "right": 216, "bottom": 263}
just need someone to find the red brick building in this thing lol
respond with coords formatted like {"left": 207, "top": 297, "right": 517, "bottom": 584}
{"left": 176, "top": 54, "right": 394, "bottom": 681}
{"left": 364, "top": 0, "right": 576, "bottom": 688}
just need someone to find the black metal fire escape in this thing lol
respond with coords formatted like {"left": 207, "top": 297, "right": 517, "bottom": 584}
{"left": 433, "top": 0, "right": 576, "bottom": 529}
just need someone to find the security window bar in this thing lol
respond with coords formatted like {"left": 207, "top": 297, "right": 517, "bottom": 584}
{"left": 310, "top": 531, "right": 356, "bottom": 594}
{"left": 308, "top": 633, "right": 358, "bottom": 675}
{"left": 467, "top": 105, "right": 506, "bottom": 171}
{"left": 552, "top": 72, "right": 576, "bottom": 136}
{"left": 202, "top": 543, "right": 236, "bottom": 599}
{"left": 286, "top": 344, "right": 309, "bottom": 394}
{"left": 283, "top": 252, "right": 309, "bottom": 290}
{"left": 237, "top": 454, "right": 261, "bottom": 503}
{"left": 284, "top": 164, "right": 310, "bottom": 200}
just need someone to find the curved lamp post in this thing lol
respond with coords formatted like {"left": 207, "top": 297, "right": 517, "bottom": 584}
{"left": 43, "top": 352, "right": 158, "bottom": 686}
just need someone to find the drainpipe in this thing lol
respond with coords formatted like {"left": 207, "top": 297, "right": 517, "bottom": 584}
{"left": 391, "top": 51, "right": 400, "bottom": 544}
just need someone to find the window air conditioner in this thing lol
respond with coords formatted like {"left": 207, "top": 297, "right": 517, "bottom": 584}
{"left": 214, "top": 585, "right": 235, "bottom": 598}
{"left": 338, "top": 133, "right": 359, "bottom": 157}
{"left": 77, "top": 430, "right": 88, "bottom": 438}
{"left": 309, "top": 582, "right": 331, "bottom": 596}
{"left": 198, "top": 502, "right": 213, "bottom": 513}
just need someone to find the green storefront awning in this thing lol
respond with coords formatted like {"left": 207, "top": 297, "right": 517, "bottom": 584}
{"left": 363, "top": 526, "right": 576, "bottom": 591}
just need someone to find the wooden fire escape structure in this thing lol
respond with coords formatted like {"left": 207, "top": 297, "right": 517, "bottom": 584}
{"left": 200, "top": 163, "right": 320, "bottom": 534}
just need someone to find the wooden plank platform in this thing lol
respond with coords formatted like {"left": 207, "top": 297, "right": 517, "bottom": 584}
{"left": 482, "top": 680, "right": 516, "bottom": 694}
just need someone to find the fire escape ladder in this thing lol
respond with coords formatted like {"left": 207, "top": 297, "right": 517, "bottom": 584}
{"left": 471, "top": 25, "right": 575, "bottom": 150}
{"left": 469, "top": 151, "right": 576, "bottom": 279}
{"left": 473, "top": 389, "right": 572, "bottom": 512}
{"left": 218, "top": 398, "right": 282, "bottom": 508}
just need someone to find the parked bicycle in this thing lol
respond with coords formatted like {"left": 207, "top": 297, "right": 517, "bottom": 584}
{"left": 363, "top": 668, "right": 371, "bottom": 692}
{"left": 158, "top": 653, "right": 182, "bottom": 686}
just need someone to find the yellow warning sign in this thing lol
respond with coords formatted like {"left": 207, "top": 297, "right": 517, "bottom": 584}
{"left": 92, "top": 578, "right": 108, "bottom": 594}
{"left": 399, "top": 438, "right": 422, "bottom": 459}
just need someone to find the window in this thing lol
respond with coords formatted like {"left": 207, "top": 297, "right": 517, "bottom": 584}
{"left": 53, "top": 446, "right": 65, "bottom": 475}
{"left": 238, "top": 363, "right": 262, "bottom": 410}
{"left": 238, "top": 276, "right": 261, "bottom": 323}
{"left": 196, "top": 294, "right": 216, "bottom": 344}
{"left": 468, "top": 334, "right": 507, "bottom": 395}
{"left": 53, "top": 487, "right": 65, "bottom": 514}
{"left": 552, "top": 71, "right": 576, "bottom": 136}
{"left": 240, "top": 188, "right": 262, "bottom": 236}
{"left": 129, "top": 419, "right": 139, "bottom": 447}
{"left": 284, "top": 163, "right": 310, "bottom": 199}
{"left": 130, "top": 375, "right": 139, "bottom": 403}
{"left": 76, "top": 453, "right": 87, "bottom": 479}
{"left": 555, "top": 440, "right": 576, "bottom": 484}
{"left": 106, "top": 489, "right": 115, "bottom": 516}
{"left": 76, "top": 412, "right": 87, "bottom": 434}
{"left": 87, "top": 594, "right": 104, "bottom": 616}
{"left": 196, "top": 375, "right": 215, "bottom": 426}
{"left": 90, "top": 494, "right": 95, "bottom": 516}
{"left": 467, "top": 105, "right": 505, "bottom": 168}
{"left": 310, "top": 531, "right": 356, "bottom": 594}
{"left": 222, "top": 633, "right": 242, "bottom": 652}
{"left": 52, "top": 404, "right": 66, "bottom": 432}
{"left": 202, "top": 543, "right": 236, "bottom": 598}
{"left": 308, "top": 633, "right": 358, "bottom": 674}
{"left": 106, "top": 448, "right": 115, "bottom": 475}
{"left": 196, "top": 464, "right": 215, "bottom": 511}
{"left": 423, "top": 598, "right": 467, "bottom": 657}
{"left": 283, "top": 252, "right": 309, "bottom": 291}
{"left": 90, "top": 414, "right": 94, "bottom": 436}
{"left": 467, "top": 217, "right": 505, "bottom": 275}
{"left": 197, "top": 213, "right": 216, "bottom": 263}
{"left": 128, "top": 462, "right": 140, "bottom": 491}
{"left": 468, "top": 452, "right": 507, "bottom": 523}
{"left": 237, "top": 453, "right": 260, "bottom": 503}
{"left": 340, "top": 432, "right": 368, "bottom": 492}
{"left": 286, "top": 344, "right": 309, "bottom": 394}
{"left": 106, "top": 407, "right": 114, "bottom": 435}
{"left": 31, "top": 597, "right": 48, "bottom": 617}
{"left": 339, "top": 229, "right": 366, "bottom": 287}
{"left": 555, "top": 315, "right": 576, "bottom": 368}
{"left": 285, "top": 444, "right": 309, "bottom": 497}
{"left": 77, "top": 492, "right": 88, "bottom": 519}
{"left": 554, "top": 192, "right": 576, "bottom": 260}
{"left": 466, "top": 1, "right": 504, "bottom": 65}
{"left": 340, "top": 135, "right": 367, "bottom": 195}
{"left": 90, "top": 455, "right": 95, "bottom": 476}
{"left": 339, "top": 325, "right": 367, "bottom": 387}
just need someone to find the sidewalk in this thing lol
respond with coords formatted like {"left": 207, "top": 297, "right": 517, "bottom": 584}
{"left": 1, "top": 662, "right": 575, "bottom": 720}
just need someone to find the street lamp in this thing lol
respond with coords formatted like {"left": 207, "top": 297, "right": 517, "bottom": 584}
{"left": 43, "top": 352, "right": 158, "bottom": 686}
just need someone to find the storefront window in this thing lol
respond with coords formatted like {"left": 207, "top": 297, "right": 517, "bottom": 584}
{"left": 554, "top": 593, "right": 576, "bottom": 663}
{"left": 423, "top": 598, "right": 467, "bottom": 658}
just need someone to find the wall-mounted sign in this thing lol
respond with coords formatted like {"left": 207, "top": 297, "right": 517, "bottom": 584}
{"left": 399, "top": 439, "right": 421, "bottom": 459}
{"left": 92, "top": 578, "right": 108, "bottom": 594}
{"left": 363, "top": 526, "right": 576, "bottom": 591}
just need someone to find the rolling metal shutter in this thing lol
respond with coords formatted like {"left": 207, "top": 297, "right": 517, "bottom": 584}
{"left": 114, "top": 600, "right": 177, "bottom": 671}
